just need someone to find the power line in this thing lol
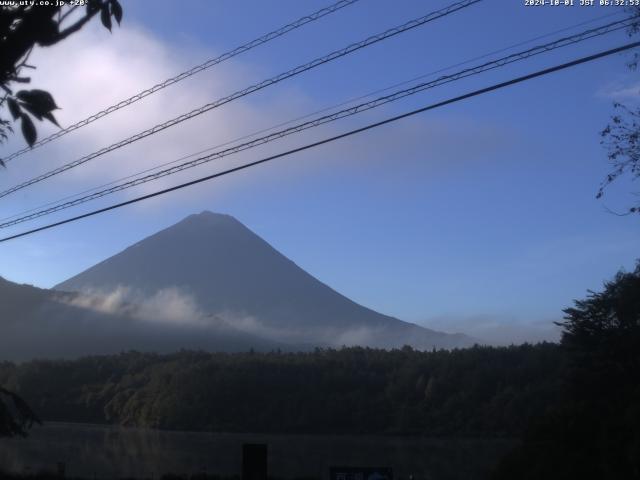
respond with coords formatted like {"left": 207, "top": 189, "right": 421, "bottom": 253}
{"left": 0, "top": 17, "right": 631, "bottom": 229}
{"left": 0, "top": 10, "right": 624, "bottom": 225}
{"left": 0, "top": 11, "right": 624, "bottom": 226}
{"left": 1, "top": 0, "right": 360, "bottom": 164}
{"left": 0, "top": 0, "right": 481, "bottom": 200}
{"left": 1, "top": 41, "right": 636, "bottom": 244}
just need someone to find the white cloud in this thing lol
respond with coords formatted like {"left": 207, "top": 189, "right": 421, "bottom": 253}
{"left": 0, "top": 20, "right": 302, "bottom": 216}
{"left": 214, "top": 311, "right": 391, "bottom": 347}
{"left": 61, "top": 288, "right": 391, "bottom": 348}
{"left": 597, "top": 79, "right": 640, "bottom": 101}
{"left": 62, "top": 285, "right": 209, "bottom": 326}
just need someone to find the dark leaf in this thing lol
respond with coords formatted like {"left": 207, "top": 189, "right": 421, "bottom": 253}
{"left": 34, "top": 17, "right": 60, "bottom": 47}
{"left": 7, "top": 97, "right": 21, "bottom": 120}
{"left": 86, "top": 0, "right": 101, "bottom": 14}
{"left": 16, "top": 89, "right": 58, "bottom": 113}
{"left": 20, "top": 102, "right": 43, "bottom": 121}
{"left": 101, "top": 4, "right": 112, "bottom": 31}
{"left": 21, "top": 114, "right": 37, "bottom": 147}
{"left": 0, "top": 158, "right": 5, "bottom": 168}
{"left": 110, "top": 0, "right": 123, "bottom": 25}
{"left": 42, "top": 111, "right": 60, "bottom": 128}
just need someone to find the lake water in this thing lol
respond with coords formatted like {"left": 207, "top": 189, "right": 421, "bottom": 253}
{"left": 0, "top": 422, "right": 516, "bottom": 480}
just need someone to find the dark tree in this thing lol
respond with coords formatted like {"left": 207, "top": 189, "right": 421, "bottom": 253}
{"left": 0, "top": 0, "right": 122, "bottom": 160}
{"left": 558, "top": 262, "right": 640, "bottom": 478}
{"left": 493, "top": 262, "right": 640, "bottom": 480}
{"left": 561, "top": 261, "right": 640, "bottom": 355}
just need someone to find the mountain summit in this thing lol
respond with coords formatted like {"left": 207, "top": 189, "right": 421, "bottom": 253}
{"left": 55, "top": 211, "right": 471, "bottom": 349}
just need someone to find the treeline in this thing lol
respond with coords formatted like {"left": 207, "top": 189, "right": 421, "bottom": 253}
{"left": 0, "top": 343, "right": 565, "bottom": 437}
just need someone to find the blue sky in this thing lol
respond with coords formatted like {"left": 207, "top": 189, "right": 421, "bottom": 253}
{"left": 0, "top": 0, "right": 638, "bottom": 342}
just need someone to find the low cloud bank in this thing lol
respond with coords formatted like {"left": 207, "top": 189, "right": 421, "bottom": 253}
{"left": 63, "top": 286, "right": 209, "bottom": 327}
{"left": 227, "top": 314, "right": 387, "bottom": 347}
{"left": 60, "top": 286, "right": 427, "bottom": 349}
{"left": 423, "top": 314, "right": 562, "bottom": 346}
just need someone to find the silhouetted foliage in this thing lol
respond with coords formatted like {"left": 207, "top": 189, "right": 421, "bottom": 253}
{"left": 0, "top": 386, "right": 40, "bottom": 438}
{"left": 599, "top": 102, "right": 640, "bottom": 213}
{"left": 0, "top": 343, "right": 565, "bottom": 437}
{"left": 598, "top": 6, "right": 640, "bottom": 212}
{"left": 0, "top": 0, "right": 122, "bottom": 158}
{"left": 492, "top": 262, "right": 640, "bottom": 480}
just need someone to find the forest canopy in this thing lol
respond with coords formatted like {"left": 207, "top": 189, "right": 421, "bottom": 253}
{"left": 0, "top": 343, "right": 564, "bottom": 437}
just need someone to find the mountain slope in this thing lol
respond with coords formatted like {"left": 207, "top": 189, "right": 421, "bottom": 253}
{"left": 56, "top": 212, "right": 472, "bottom": 349}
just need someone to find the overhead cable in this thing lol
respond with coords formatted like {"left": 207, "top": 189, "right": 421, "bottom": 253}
{"left": 0, "top": 17, "right": 631, "bottom": 229}
{"left": 0, "top": 0, "right": 481, "bottom": 199}
{"left": 1, "top": 40, "right": 636, "bottom": 243}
